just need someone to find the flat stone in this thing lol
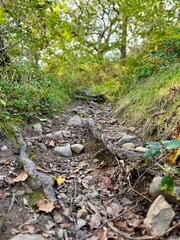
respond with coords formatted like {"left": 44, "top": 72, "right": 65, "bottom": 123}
{"left": 128, "top": 126, "right": 136, "bottom": 132}
{"left": 77, "top": 218, "right": 87, "bottom": 229}
{"left": 38, "top": 143, "right": 47, "bottom": 150}
{"left": 135, "top": 146, "right": 148, "bottom": 152}
{"left": 71, "top": 144, "right": 84, "bottom": 154}
{"left": 9, "top": 234, "right": 46, "bottom": 240}
{"left": 122, "top": 142, "right": 135, "bottom": 150}
{"left": 67, "top": 115, "right": 82, "bottom": 127}
{"left": 144, "top": 195, "right": 175, "bottom": 237}
{"left": 32, "top": 123, "right": 43, "bottom": 134}
{"left": 118, "top": 135, "right": 142, "bottom": 147}
{"left": 149, "top": 176, "right": 180, "bottom": 204}
{"left": 46, "top": 131, "right": 64, "bottom": 141}
{"left": 1, "top": 145, "right": 8, "bottom": 151}
{"left": 54, "top": 144, "right": 72, "bottom": 157}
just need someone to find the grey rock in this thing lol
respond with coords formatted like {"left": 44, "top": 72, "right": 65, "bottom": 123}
{"left": 77, "top": 218, "right": 87, "bottom": 229}
{"left": 89, "top": 189, "right": 99, "bottom": 199}
{"left": 61, "top": 130, "right": 71, "bottom": 138}
{"left": 128, "top": 126, "right": 136, "bottom": 132}
{"left": 122, "top": 142, "right": 135, "bottom": 150}
{"left": 67, "top": 115, "right": 82, "bottom": 127}
{"left": 144, "top": 195, "right": 175, "bottom": 237}
{"left": 45, "top": 119, "right": 53, "bottom": 128}
{"left": 118, "top": 135, "right": 142, "bottom": 147}
{"left": 43, "top": 127, "right": 51, "bottom": 134}
{"left": 56, "top": 228, "right": 64, "bottom": 238}
{"left": 54, "top": 144, "right": 72, "bottom": 157}
{"left": 71, "top": 144, "right": 84, "bottom": 154}
{"left": 135, "top": 146, "right": 148, "bottom": 152}
{"left": 1, "top": 145, "right": 8, "bottom": 151}
{"left": 9, "top": 234, "right": 46, "bottom": 240}
{"left": 38, "top": 143, "right": 47, "bottom": 150}
{"left": 23, "top": 198, "right": 29, "bottom": 206}
{"left": 0, "top": 175, "right": 5, "bottom": 181}
{"left": 149, "top": 176, "right": 180, "bottom": 203}
{"left": 46, "top": 131, "right": 64, "bottom": 141}
{"left": 32, "top": 123, "right": 43, "bottom": 134}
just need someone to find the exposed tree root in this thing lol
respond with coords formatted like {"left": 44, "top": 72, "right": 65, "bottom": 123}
{"left": 87, "top": 119, "right": 143, "bottom": 160}
{"left": 15, "top": 131, "right": 56, "bottom": 202}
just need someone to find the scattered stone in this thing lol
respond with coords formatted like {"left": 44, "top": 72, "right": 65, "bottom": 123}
{"left": 32, "top": 123, "right": 43, "bottom": 134}
{"left": 54, "top": 144, "right": 72, "bottom": 157}
{"left": 89, "top": 189, "right": 99, "bottom": 199}
{"left": 56, "top": 228, "right": 64, "bottom": 239}
{"left": 77, "top": 218, "right": 87, "bottom": 229}
{"left": 67, "top": 115, "right": 82, "bottom": 127}
{"left": 38, "top": 143, "right": 47, "bottom": 150}
{"left": 45, "top": 119, "right": 53, "bottom": 128}
{"left": 61, "top": 130, "right": 71, "bottom": 138}
{"left": 1, "top": 145, "right": 8, "bottom": 151}
{"left": 118, "top": 135, "right": 142, "bottom": 147}
{"left": 122, "top": 142, "right": 135, "bottom": 150}
{"left": 149, "top": 176, "right": 180, "bottom": 204}
{"left": 23, "top": 198, "right": 29, "bottom": 206}
{"left": 93, "top": 158, "right": 100, "bottom": 163}
{"left": 46, "top": 131, "right": 64, "bottom": 141}
{"left": 9, "top": 234, "right": 46, "bottom": 240}
{"left": 43, "top": 127, "right": 51, "bottom": 134}
{"left": 128, "top": 126, "right": 136, "bottom": 132}
{"left": 27, "top": 141, "right": 33, "bottom": 147}
{"left": 144, "top": 195, "right": 175, "bottom": 237}
{"left": 0, "top": 175, "right": 5, "bottom": 181}
{"left": 71, "top": 144, "right": 84, "bottom": 154}
{"left": 135, "top": 146, "right": 148, "bottom": 152}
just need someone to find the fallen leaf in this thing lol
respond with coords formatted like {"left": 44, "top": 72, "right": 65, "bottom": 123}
{"left": 77, "top": 207, "right": 88, "bottom": 218}
{"left": 106, "top": 203, "right": 122, "bottom": 218}
{"left": 23, "top": 224, "right": 36, "bottom": 233}
{"left": 89, "top": 213, "right": 102, "bottom": 229}
{"left": 114, "top": 220, "right": 133, "bottom": 233}
{"left": 13, "top": 171, "right": 28, "bottom": 183}
{"left": 70, "top": 166, "right": 81, "bottom": 174}
{"left": 0, "top": 190, "right": 10, "bottom": 199}
{"left": 36, "top": 199, "right": 54, "bottom": 213}
{"left": 11, "top": 229, "right": 21, "bottom": 235}
{"left": 98, "top": 176, "right": 112, "bottom": 189}
{"left": 53, "top": 175, "right": 65, "bottom": 185}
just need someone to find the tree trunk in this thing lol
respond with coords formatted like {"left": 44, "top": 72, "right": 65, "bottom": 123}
{"left": 120, "top": 16, "right": 128, "bottom": 59}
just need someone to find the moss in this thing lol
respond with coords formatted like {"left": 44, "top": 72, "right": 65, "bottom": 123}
{"left": 26, "top": 189, "right": 46, "bottom": 207}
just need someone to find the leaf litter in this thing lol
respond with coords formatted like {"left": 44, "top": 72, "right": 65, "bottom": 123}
{"left": 0, "top": 100, "right": 179, "bottom": 240}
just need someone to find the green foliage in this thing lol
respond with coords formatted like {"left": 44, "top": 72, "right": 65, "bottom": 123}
{"left": 161, "top": 175, "right": 174, "bottom": 192}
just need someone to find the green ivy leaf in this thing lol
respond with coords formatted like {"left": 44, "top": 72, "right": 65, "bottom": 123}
{"left": 162, "top": 139, "right": 180, "bottom": 150}
{"left": 161, "top": 175, "right": 174, "bottom": 192}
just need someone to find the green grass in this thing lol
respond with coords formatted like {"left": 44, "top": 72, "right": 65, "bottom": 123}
{"left": 114, "top": 64, "right": 180, "bottom": 140}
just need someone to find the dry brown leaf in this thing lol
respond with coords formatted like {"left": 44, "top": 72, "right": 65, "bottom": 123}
{"left": 13, "top": 171, "right": 28, "bottom": 183}
{"left": 77, "top": 207, "right": 88, "bottom": 218}
{"left": 106, "top": 203, "right": 122, "bottom": 218}
{"left": 36, "top": 199, "right": 54, "bottom": 213}
{"left": 114, "top": 220, "right": 133, "bottom": 233}
{"left": 98, "top": 176, "right": 112, "bottom": 189}
{"left": 89, "top": 213, "right": 102, "bottom": 229}
{"left": 23, "top": 224, "right": 36, "bottom": 233}
{"left": 11, "top": 228, "right": 21, "bottom": 235}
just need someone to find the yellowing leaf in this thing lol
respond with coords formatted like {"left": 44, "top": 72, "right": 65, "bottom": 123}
{"left": 53, "top": 176, "right": 65, "bottom": 185}
{"left": 13, "top": 171, "right": 28, "bottom": 183}
{"left": 165, "top": 148, "right": 180, "bottom": 165}
{"left": 0, "top": 7, "right": 6, "bottom": 24}
{"left": 53, "top": 3, "right": 60, "bottom": 14}
{"left": 36, "top": 199, "right": 54, "bottom": 213}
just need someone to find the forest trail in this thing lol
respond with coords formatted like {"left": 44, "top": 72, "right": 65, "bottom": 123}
{"left": 0, "top": 97, "right": 179, "bottom": 240}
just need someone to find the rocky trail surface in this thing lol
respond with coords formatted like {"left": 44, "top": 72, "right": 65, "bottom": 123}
{"left": 0, "top": 98, "right": 179, "bottom": 240}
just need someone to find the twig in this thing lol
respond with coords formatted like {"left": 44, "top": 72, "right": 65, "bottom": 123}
{"left": 8, "top": 193, "right": 15, "bottom": 212}
{"left": 0, "top": 38, "right": 24, "bottom": 52}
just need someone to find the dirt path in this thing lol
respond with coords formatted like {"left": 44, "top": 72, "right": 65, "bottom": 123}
{"left": 0, "top": 99, "right": 179, "bottom": 240}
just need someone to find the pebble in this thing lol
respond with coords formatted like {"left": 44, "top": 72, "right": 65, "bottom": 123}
{"left": 122, "top": 142, "right": 135, "bottom": 150}
{"left": 77, "top": 218, "right": 87, "bottom": 229}
{"left": 71, "top": 144, "right": 84, "bottom": 154}
{"left": 54, "top": 144, "right": 72, "bottom": 157}
{"left": 128, "top": 126, "right": 136, "bottom": 132}
{"left": 23, "top": 198, "right": 29, "bottom": 206}
{"left": 135, "top": 146, "right": 148, "bottom": 152}
{"left": 46, "top": 131, "right": 64, "bottom": 141}
{"left": 89, "top": 189, "right": 99, "bottom": 199}
{"left": 56, "top": 228, "right": 64, "bottom": 239}
{"left": 1, "top": 145, "right": 8, "bottom": 151}
{"left": 9, "top": 234, "right": 46, "bottom": 240}
{"left": 38, "top": 143, "right": 47, "bottom": 150}
{"left": 67, "top": 115, "right": 82, "bottom": 127}
{"left": 118, "top": 135, "right": 142, "bottom": 147}
{"left": 32, "top": 123, "right": 43, "bottom": 134}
